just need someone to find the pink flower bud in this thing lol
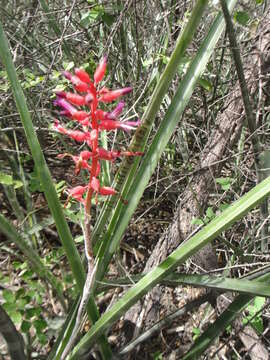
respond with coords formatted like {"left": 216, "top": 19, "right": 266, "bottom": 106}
{"left": 54, "top": 97, "right": 77, "bottom": 116}
{"left": 108, "top": 101, "right": 125, "bottom": 119}
{"left": 94, "top": 56, "right": 107, "bottom": 84}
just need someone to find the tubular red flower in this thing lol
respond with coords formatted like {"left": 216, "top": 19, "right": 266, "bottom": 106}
{"left": 68, "top": 185, "right": 88, "bottom": 202}
{"left": 98, "top": 119, "right": 141, "bottom": 132}
{"left": 75, "top": 68, "right": 92, "bottom": 84}
{"left": 95, "top": 109, "right": 109, "bottom": 120}
{"left": 72, "top": 111, "right": 90, "bottom": 122}
{"left": 55, "top": 91, "right": 85, "bottom": 106}
{"left": 99, "top": 87, "right": 132, "bottom": 102}
{"left": 54, "top": 97, "right": 77, "bottom": 115}
{"left": 90, "top": 177, "right": 116, "bottom": 196}
{"left": 94, "top": 56, "right": 107, "bottom": 84}
{"left": 99, "top": 186, "right": 117, "bottom": 196}
{"left": 54, "top": 121, "right": 90, "bottom": 142}
{"left": 62, "top": 71, "right": 90, "bottom": 92}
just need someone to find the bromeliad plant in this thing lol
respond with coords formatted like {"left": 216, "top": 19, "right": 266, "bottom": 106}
{"left": 53, "top": 57, "right": 143, "bottom": 357}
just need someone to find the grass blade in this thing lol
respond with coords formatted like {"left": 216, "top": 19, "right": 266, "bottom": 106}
{"left": 182, "top": 273, "right": 270, "bottom": 359}
{"left": 95, "top": 0, "right": 238, "bottom": 284}
{"left": 97, "top": 272, "right": 270, "bottom": 298}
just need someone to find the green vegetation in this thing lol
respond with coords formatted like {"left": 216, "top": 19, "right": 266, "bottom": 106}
{"left": 0, "top": 1, "right": 269, "bottom": 359}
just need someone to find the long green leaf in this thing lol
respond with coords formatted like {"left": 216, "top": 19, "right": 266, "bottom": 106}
{"left": 182, "top": 272, "right": 270, "bottom": 359}
{"left": 97, "top": 272, "right": 270, "bottom": 298}
{"left": 67, "top": 175, "right": 270, "bottom": 359}
{"left": 92, "top": 0, "right": 209, "bottom": 248}
{"left": 95, "top": 0, "right": 238, "bottom": 284}
{"left": 166, "top": 273, "right": 270, "bottom": 297}
{"left": 47, "top": 296, "right": 79, "bottom": 360}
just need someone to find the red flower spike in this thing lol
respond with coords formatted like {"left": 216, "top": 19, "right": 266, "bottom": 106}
{"left": 94, "top": 56, "right": 107, "bottom": 84}
{"left": 75, "top": 68, "right": 92, "bottom": 84}
{"left": 99, "top": 87, "right": 132, "bottom": 102}
{"left": 55, "top": 57, "right": 142, "bottom": 207}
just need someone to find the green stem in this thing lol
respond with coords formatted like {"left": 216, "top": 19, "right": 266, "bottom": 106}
{"left": 0, "top": 304, "right": 26, "bottom": 360}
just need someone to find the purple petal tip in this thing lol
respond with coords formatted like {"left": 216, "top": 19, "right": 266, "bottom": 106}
{"left": 55, "top": 90, "right": 65, "bottom": 97}
{"left": 62, "top": 71, "right": 72, "bottom": 80}
{"left": 123, "top": 87, "right": 132, "bottom": 95}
